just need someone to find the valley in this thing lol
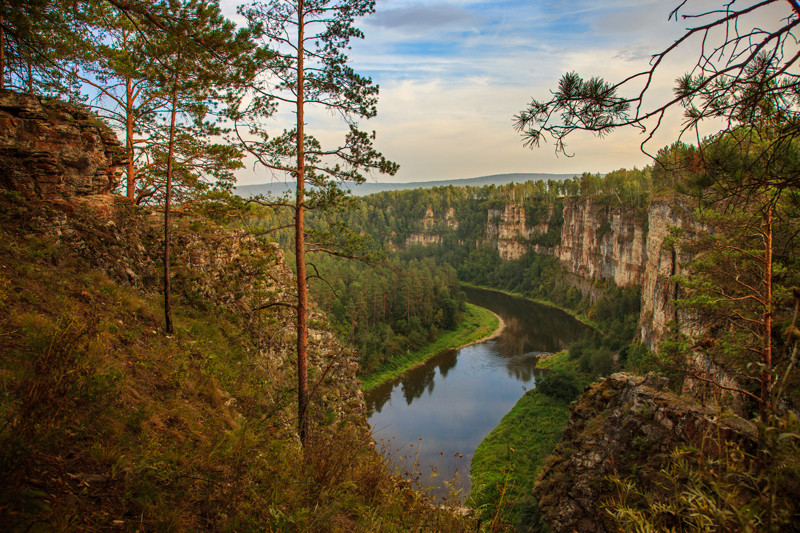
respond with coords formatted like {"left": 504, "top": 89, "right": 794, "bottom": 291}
{"left": 3, "top": 0, "right": 800, "bottom": 530}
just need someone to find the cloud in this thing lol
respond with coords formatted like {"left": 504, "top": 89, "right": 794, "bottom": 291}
{"left": 368, "top": 4, "right": 475, "bottom": 29}
{"left": 223, "top": 0, "right": 795, "bottom": 186}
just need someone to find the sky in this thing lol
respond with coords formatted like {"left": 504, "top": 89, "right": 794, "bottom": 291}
{"left": 221, "top": 0, "right": 796, "bottom": 185}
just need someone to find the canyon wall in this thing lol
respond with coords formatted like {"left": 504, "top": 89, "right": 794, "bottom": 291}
{"left": 481, "top": 197, "right": 697, "bottom": 351}
{"left": 405, "top": 196, "right": 698, "bottom": 351}
{"left": 556, "top": 197, "right": 647, "bottom": 287}
{"left": 485, "top": 204, "right": 533, "bottom": 260}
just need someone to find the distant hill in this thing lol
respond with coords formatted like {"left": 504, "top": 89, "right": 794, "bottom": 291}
{"left": 234, "top": 172, "right": 582, "bottom": 198}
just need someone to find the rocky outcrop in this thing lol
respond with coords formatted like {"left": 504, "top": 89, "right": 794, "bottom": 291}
{"left": 0, "top": 90, "right": 125, "bottom": 204}
{"left": 405, "top": 232, "right": 442, "bottom": 247}
{"left": 637, "top": 198, "right": 701, "bottom": 350}
{"left": 421, "top": 206, "right": 435, "bottom": 230}
{"left": 404, "top": 206, "right": 460, "bottom": 248}
{"left": 0, "top": 90, "right": 365, "bottom": 427}
{"left": 445, "top": 206, "right": 459, "bottom": 229}
{"left": 480, "top": 197, "right": 705, "bottom": 353}
{"left": 533, "top": 373, "right": 757, "bottom": 533}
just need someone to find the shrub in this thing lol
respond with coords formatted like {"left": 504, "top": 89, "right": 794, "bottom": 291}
{"left": 536, "top": 370, "right": 582, "bottom": 403}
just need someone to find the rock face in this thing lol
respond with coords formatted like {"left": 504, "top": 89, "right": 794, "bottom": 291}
{"left": 486, "top": 204, "right": 533, "bottom": 260}
{"left": 555, "top": 197, "right": 647, "bottom": 287}
{"left": 404, "top": 206, "right": 459, "bottom": 248}
{"left": 0, "top": 90, "right": 125, "bottom": 202}
{"left": 533, "top": 373, "right": 757, "bottom": 533}
{"left": 637, "top": 198, "right": 702, "bottom": 349}
{"left": 480, "top": 197, "right": 700, "bottom": 352}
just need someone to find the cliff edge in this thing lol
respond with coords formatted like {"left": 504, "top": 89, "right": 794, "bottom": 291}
{"left": 533, "top": 373, "right": 768, "bottom": 533}
{"left": 0, "top": 92, "right": 470, "bottom": 531}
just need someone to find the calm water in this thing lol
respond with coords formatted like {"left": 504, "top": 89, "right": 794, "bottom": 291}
{"left": 365, "top": 286, "right": 590, "bottom": 502}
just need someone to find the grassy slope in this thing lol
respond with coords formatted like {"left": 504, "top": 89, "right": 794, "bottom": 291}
{"left": 360, "top": 303, "right": 500, "bottom": 392}
{"left": 469, "top": 352, "right": 593, "bottom": 527}
{"left": 0, "top": 196, "right": 473, "bottom": 532}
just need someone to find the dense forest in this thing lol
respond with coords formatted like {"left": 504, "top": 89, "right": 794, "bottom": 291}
{"left": 278, "top": 168, "right": 652, "bottom": 380}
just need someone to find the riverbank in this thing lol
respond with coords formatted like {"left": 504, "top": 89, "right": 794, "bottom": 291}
{"left": 460, "top": 282, "right": 601, "bottom": 332}
{"left": 469, "top": 351, "right": 594, "bottom": 526}
{"left": 360, "top": 303, "right": 503, "bottom": 393}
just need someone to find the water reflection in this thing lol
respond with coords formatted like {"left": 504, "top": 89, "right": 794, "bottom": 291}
{"left": 505, "top": 352, "right": 547, "bottom": 382}
{"left": 365, "top": 286, "right": 591, "bottom": 501}
{"left": 368, "top": 348, "right": 460, "bottom": 412}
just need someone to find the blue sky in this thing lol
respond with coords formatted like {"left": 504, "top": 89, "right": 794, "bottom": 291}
{"left": 223, "top": 0, "right": 795, "bottom": 184}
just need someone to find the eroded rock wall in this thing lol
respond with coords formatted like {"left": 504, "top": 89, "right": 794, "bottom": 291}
{"left": 637, "top": 198, "right": 702, "bottom": 350}
{"left": 555, "top": 197, "right": 647, "bottom": 287}
{"left": 486, "top": 204, "right": 532, "bottom": 260}
{"left": 0, "top": 90, "right": 125, "bottom": 203}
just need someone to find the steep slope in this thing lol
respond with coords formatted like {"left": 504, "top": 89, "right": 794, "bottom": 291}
{"left": 394, "top": 192, "right": 698, "bottom": 352}
{"left": 0, "top": 91, "right": 472, "bottom": 531}
{"left": 532, "top": 373, "right": 788, "bottom": 533}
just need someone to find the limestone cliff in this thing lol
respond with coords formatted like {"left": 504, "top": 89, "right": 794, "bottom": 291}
{"left": 0, "top": 90, "right": 125, "bottom": 208}
{"left": 404, "top": 206, "right": 459, "bottom": 247}
{"left": 637, "top": 198, "right": 703, "bottom": 350}
{"left": 486, "top": 204, "right": 533, "bottom": 260}
{"left": 555, "top": 197, "right": 647, "bottom": 287}
{"left": 481, "top": 197, "right": 699, "bottom": 352}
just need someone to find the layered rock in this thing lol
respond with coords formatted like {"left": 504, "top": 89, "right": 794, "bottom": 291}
{"left": 405, "top": 232, "right": 442, "bottom": 247}
{"left": 486, "top": 204, "right": 532, "bottom": 260}
{"left": 637, "top": 198, "right": 701, "bottom": 349}
{"left": 0, "top": 90, "right": 125, "bottom": 204}
{"left": 405, "top": 206, "right": 459, "bottom": 248}
{"left": 533, "top": 373, "right": 757, "bottom": 533}
{"left": 555, "top": 197, "right": 647, "bottom": 287}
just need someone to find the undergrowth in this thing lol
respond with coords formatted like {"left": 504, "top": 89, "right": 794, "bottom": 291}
{"left": 0, "top": 202, "right": 475, "bottom": 532}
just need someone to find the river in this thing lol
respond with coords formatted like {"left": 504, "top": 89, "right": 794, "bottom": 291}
{"left": 365, "top": 286, "right": 590, "bottom": 502}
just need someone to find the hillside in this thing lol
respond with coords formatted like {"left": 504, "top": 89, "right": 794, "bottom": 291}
{"left": 0, "top": 91, "right": 473, "bottom": 531}
{"left": 235, "top": 172, "right": 578, "bottom": 198}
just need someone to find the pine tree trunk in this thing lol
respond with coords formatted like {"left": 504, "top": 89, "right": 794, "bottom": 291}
{"left": 163, "top": 84, "right": 178, "bottom": 335}
{"left": 125, "top": 75, "right": 136, "bottom": 201}
{"left": 295, "top": 0, "right": 309, "bottom": 444}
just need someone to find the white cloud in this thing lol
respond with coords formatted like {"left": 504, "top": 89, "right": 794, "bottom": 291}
{"left": 224, "top": 0, "right": 800, "bottom": 185}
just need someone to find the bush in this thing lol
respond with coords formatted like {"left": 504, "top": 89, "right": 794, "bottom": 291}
{"left": 536, "top": 370, "right": 582, "bottom": 403}
{"left": 625, "top": 342, "right": 661, "bottom": 373}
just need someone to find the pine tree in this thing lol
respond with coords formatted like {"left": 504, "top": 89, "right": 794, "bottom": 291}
{"left": 236, "top": 0, "right": 397, "bottom": 443}
{"left": 68, "top": 0, "right": 167, "bottom": 201}
{"left": 149, "top": 0, "right": 253, "bottom": 333}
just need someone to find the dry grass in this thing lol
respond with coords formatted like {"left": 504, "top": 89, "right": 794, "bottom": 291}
{"left": 0, "top": 198, "right": 475, "bottom": 532}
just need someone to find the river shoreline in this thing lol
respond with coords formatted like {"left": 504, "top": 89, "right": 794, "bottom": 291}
{"left": 360, "top": 303, "right": 503, "bottom": 393}
{"left": 460, "top": 282, "right": 601, "bottom": 332}
{"left": 456, "top": 309, "right": 505, "bottom": 348}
